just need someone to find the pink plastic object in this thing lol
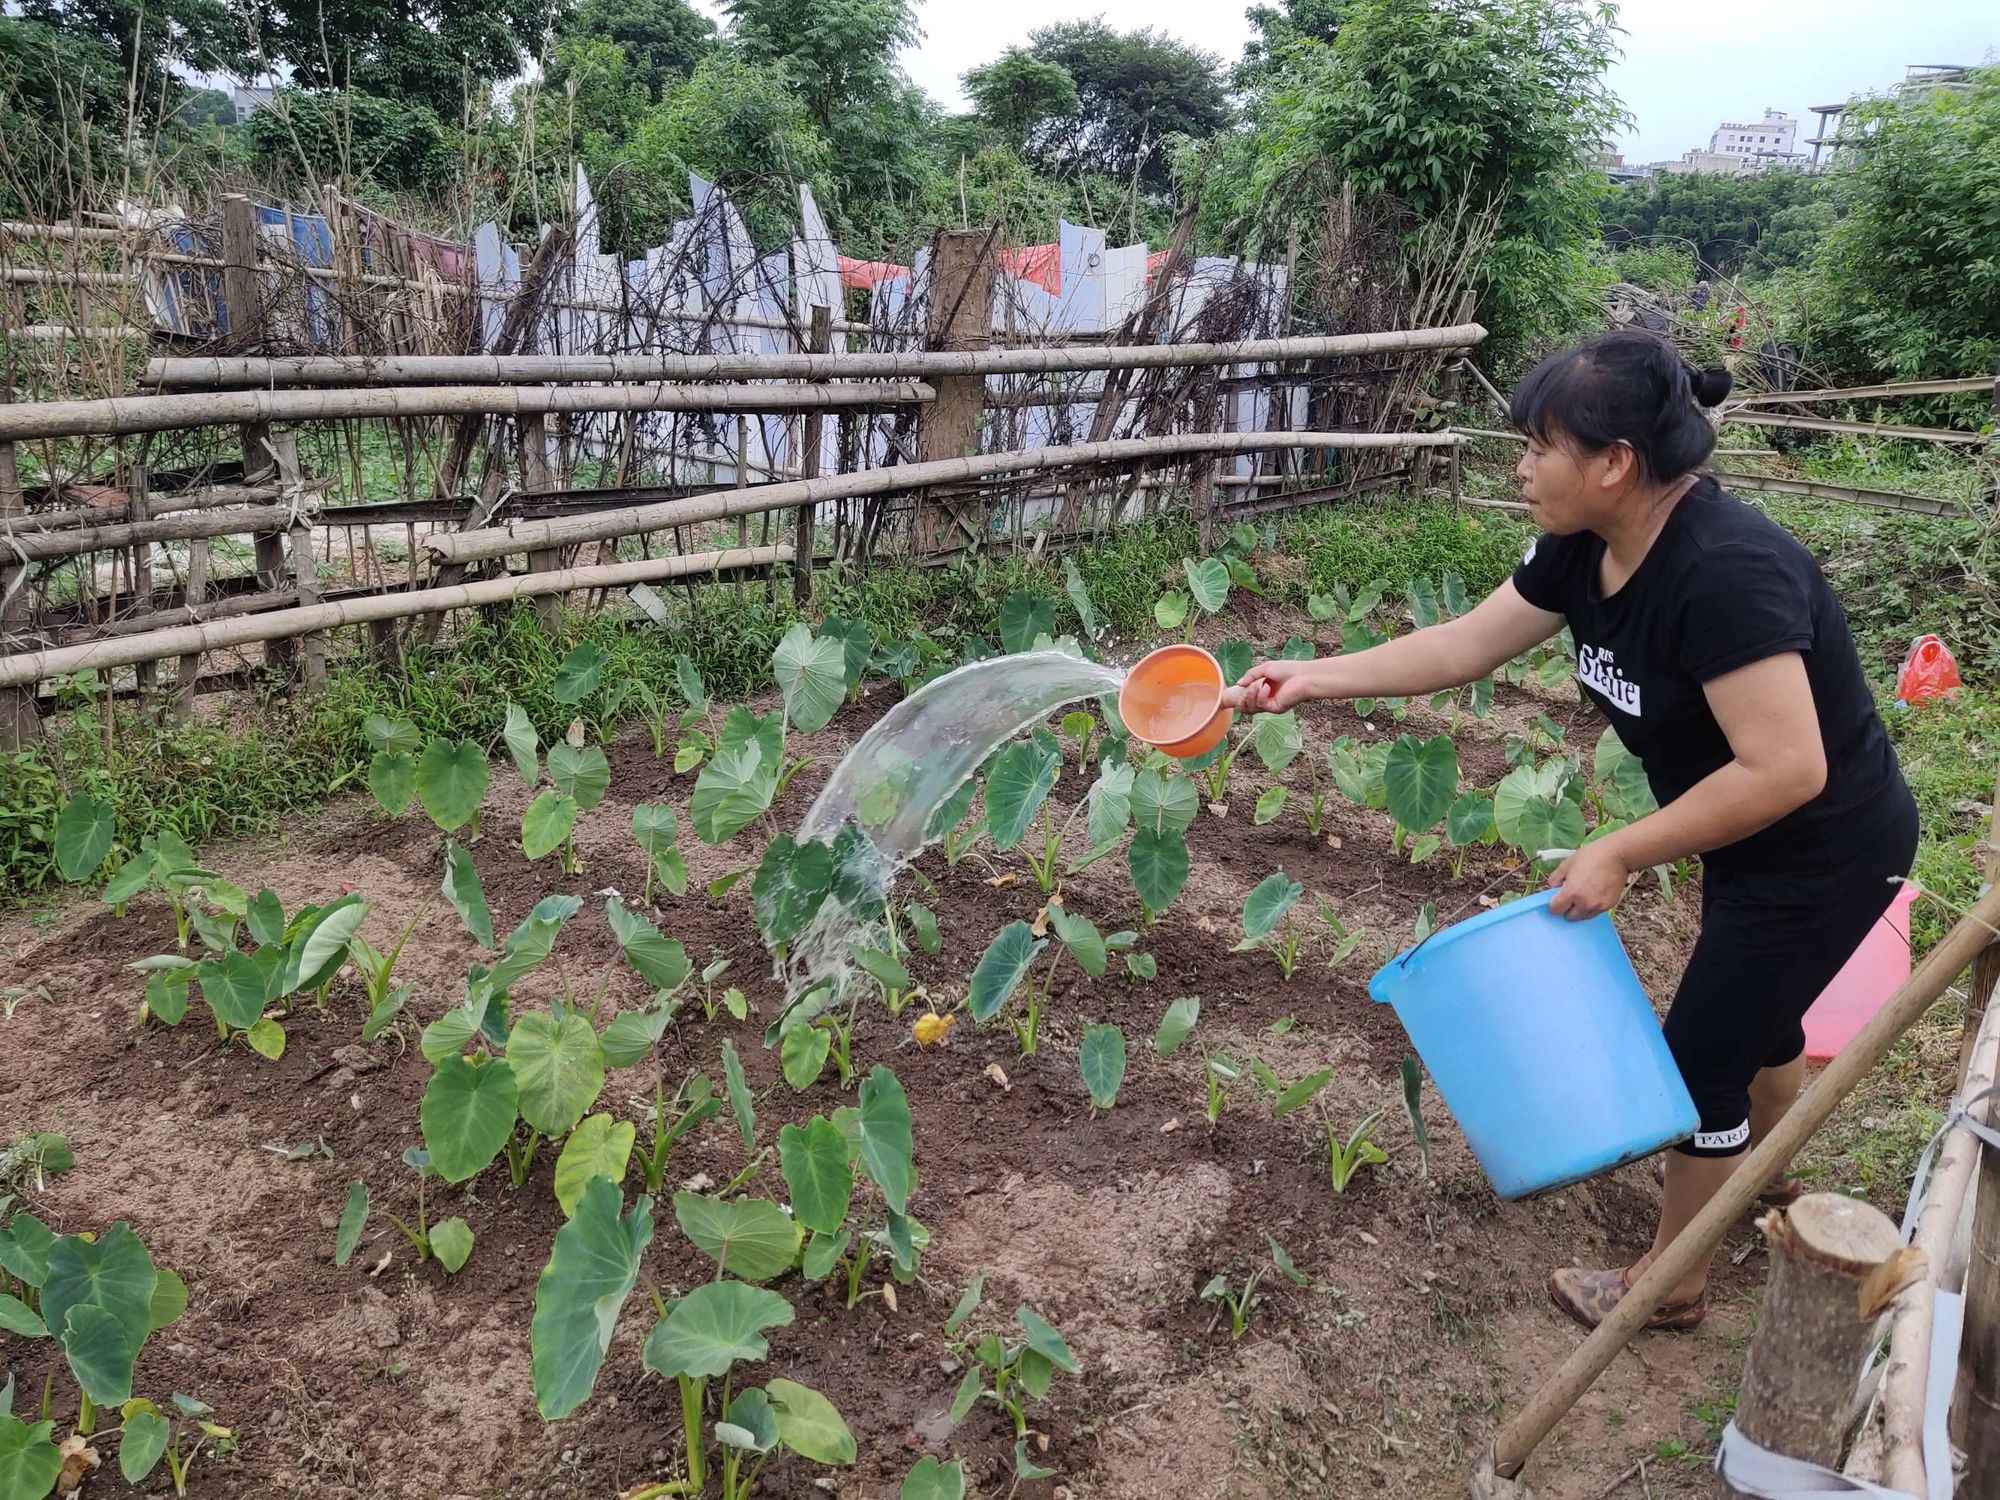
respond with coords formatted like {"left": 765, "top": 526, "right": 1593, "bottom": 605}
{"left": 1894, "top": 634, "right": 1961, "bottom": 707}
{"left": 1801, "top": 884, "right": 1918, "bottom": 1061}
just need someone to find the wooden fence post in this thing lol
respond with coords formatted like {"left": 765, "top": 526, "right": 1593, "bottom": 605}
{"left": 520, "top": 413, "right": 561, "bottom": 631}
{"left": 796, "top": 303, "right": 831, "bottom": 603}
{"left": 916, "top": 229, "right": 995, "bottom": 556}
{"left": 0, "top": 434, "right": 36, "bottom": 746}
{"left": 223, "top": 194, "right": 294, "bottom": 679}
{"left": 1719, "top": 1194, "right": 1914, "bottom": 1498}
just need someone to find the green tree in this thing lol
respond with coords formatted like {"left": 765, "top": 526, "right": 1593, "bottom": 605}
{"left": 19, "top": 0, "right": 250, "bottom": 106}
{"left": 174, "top": 86, "right": 238, "bottom": 130}
{"left": 1022, "top": 20, "right": 1231, "bottom": 196}
{"left": 1802, "top": 66, "right": 2000, "bottom": 381}
{"left": 246, "top": 88, "right": 457, "bottom": 196}
{"left": 260, "top": 0, "right": 547, "bottom": 118}
{"left": 1239, "top": 0, "right": 1345, "bottom": 84}
{"left": 963, "top": 49, "right": 1078, "bottom": 151}
{"left": 0, "top": 16, "right": 137, "bottom": 212}
{"left": 1599, "top": 169, "right": 1824, "bottom": 276}
{"left": 552, "top": 0, "right": 715, "bottom": 103}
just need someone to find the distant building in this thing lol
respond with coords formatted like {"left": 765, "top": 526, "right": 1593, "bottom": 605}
{"left": 231, "top": 86, "right": 276, "bottom": 124}
{"left": 1808, "top": 64, "right": 1978, "bottom": 167}
{"left": 1710, "top": 108, "right": 1799, "bottom": 162}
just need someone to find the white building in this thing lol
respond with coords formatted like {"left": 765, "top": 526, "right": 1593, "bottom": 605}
{"left": 1708, "top": 109, "right": 1799, "bottom": 165}
{"left": 231, "top": 86, "right": 276, "bottom": 124}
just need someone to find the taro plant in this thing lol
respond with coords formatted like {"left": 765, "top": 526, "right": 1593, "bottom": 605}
{"left": 414, "top": 734, "right": 492, "bottom": 837}
{"left": 1324, "top": 1107, "right": 1391, "bottom": 1194}
{"left": 997, "top": 587, "right": 1058, "bottom": 653}
{"left": 669, "top": 654, "right": 720, "bottom": 773}
{"left": 1493, "top": 758, "right": 1587, "bottom": 871}
{"left": 691, "top": 701, "right": 811, "bottom": 847}
{"left": 984, "top": 737, "right": 1064, "bottom": 893}
{"left": 1126, "top": 767, "right": 1196, "bottom": 920}
{"left": 1079, "top": 1021, "right": 1126, "bottom": 1111}
{"left": 51, "top": 789, "right": 116, "bottom": 884}
{"left": 1235, "top": 871, "right": 1306, "bottom": 979}
{"left": 639, "top": 1072, "right": 721, "bottom": 1195}
{"left": 0, "top": 1217, "right": 187, "bottom": 1435}
{"left": 113, "top": 1392, "right": 234, "bottom": 1496}
{"left": 631, "top": 803, "right": 689, "bottom": 904}
{"left": 1326, "top": 735, "right": 1388, "bottom": 815}
{"left": 339, "top": 1149, "right": 474, "bottom": 1272}
{"left": 944, "top": 1277, "right": 1081, "bottom": 1465}
{"left": 1382, "top": 732, "right": 1460, "bottom": 863}
{"left": 640, "top": 1279, "right": 854, "bottom": 1499}
{"left": 362, "top": 714, "right": 425, "bottom": 816}
{"left": 101, "top": 830, "right": 235, "bottom": 954}
{"left": 781, "top": 1065, "right": 923, "bottom": 1310}
{"left": 530, "top": 1177, "right": 654, "bottom": 1421}
{"left": 1443, "top": 790, "right": 1499, "bottom": 878}
{"left": 1201, "top": 1235, "right": 1308, "bottom": 1339}
{"left": 1203, "top": 1052, "right": 1244, "bottom": 1126}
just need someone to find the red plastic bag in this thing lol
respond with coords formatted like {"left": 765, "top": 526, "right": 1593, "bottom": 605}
{"left": 1895, "top": 634, "right": 1962, "bottom": 706}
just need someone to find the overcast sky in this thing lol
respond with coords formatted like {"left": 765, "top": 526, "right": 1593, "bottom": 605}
{"left": 692, "top": 0, "right": 1996, "bottom": 165}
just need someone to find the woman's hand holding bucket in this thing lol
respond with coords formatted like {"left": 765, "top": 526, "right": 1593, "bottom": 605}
{"left": 1223, "top": 658, "right": 1328, "bottom": 714}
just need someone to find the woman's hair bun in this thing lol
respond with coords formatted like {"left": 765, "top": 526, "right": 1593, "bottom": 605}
{"left": 1687, "top": 365, "right": 1732, "bottom": 408}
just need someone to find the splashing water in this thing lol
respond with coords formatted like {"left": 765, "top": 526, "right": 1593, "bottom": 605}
{"left": 781, "top": 649, "right": 1127, "bottom": 1004}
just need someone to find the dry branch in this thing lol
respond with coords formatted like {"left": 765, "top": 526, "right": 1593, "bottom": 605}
{"left": 144, "top": 324, "right": 1491, "bottom": 389}
{"left": 0, "top": 545, "right": 793, "bottom": 687}
{"left": 425, "top": 430, "right": 1462, "bottom": 567}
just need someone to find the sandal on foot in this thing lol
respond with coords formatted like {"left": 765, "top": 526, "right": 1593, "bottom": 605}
{"left": 1548, "top": 1265, "right": 1706, "bottom": 1332}
{"left": 1649, "top": 1154, "right": 1806, "bottom": 1208}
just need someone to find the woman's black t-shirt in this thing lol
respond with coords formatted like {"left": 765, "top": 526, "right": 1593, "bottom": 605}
{"left": 1511, "top": 478, "right": 1905, "bottom": 873}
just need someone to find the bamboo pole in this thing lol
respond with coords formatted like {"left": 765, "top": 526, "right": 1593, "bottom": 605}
{"left": 1854, "top": 996, "right": 2000, "bottom": 1493}
{"left": 1721, "top": 1196, "right": 1917, "bottom": 1499}
{"left": 1961, "top": 770, "right": 2000, "bottom": 1082}
{"left": 9, "top": 484, "right": 288, "bottom": 531}
{"left": 0, "top": 381, "right": 937, "bottom": 443}
{"left": 0, "top": 546, "right": 793, "bottom": 687}
{"left": 1723, "top": 411, "right": 1985, "bottom": 445}
{"left": 1724, "top": 375, "right": 1996, "bottom": 407}
{"left": 1482, "top": 882, "right": 2000, "bottom": 1487}
{"left": 1953, "top": 775, "right": 2000, "bottom": 1494}
{"left": 795, "top": 304, "right": 831, "bottom": 604}
{"left": 4, "top": 506, "right": 296, "bottom": 564}
{"left": 427, "top": 430, "right": 1462, "bottom": 568}
{"left": 145, "top": 323, "right": 1491, "bottom": 389}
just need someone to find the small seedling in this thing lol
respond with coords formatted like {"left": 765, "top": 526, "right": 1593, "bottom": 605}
{"left": 945, "top": 1279, "right": 1081, "bottom": 1441}
{"left": 114, "top": 1393, "right": 234, "bottom": 1496}
{"left": 1235, "top": 871, "right": 1306, "bottom": 979}
{"left": 639, "top": 1073, "right": 721, "bottom": 1195}
{"left": 1204, "top": 1053, "right": 1243, "bottom": 1126}
{"left": 1325, "top": 1108, "right": 1390, "bottom": 1193}
{"left": 1200, "top": 1236, "right": 1305, "bottom": 1340}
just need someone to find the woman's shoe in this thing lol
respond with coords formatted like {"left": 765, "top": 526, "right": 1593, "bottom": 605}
{"left": 1547, "top": 1265, "right": 1707, "bottom": 1332}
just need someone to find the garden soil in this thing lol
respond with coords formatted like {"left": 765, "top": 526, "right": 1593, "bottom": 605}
{"left": 4, "top": 659, "right": 1803, "bottom": 1500}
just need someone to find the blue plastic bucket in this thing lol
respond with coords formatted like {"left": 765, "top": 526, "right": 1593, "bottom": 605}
{"left": 1368, "top": 891, "right": 1698, "bottom": 1199}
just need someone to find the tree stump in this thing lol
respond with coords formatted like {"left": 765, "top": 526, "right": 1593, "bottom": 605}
{"left": 1720, "top": 1192, "right": 1920, "bottom": 1498}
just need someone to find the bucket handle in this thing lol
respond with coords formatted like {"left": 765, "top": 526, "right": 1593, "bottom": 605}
{"left": 1396, "top": 850, "right": 1575, "bottom": 969}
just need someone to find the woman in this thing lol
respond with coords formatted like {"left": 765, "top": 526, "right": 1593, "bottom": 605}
{"left": 1227, "top": 330, "right": 1917, "bottom": 1331}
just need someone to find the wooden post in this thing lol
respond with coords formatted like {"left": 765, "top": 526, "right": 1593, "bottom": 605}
{"left": 1956, "top": 771, "right": 2000, "bottom": 1492}
{"left": 0, "top": 435, "right": 36, "bottom": 746}
{"left": 223, "top": 194, "right": 292, "bottom": 677}
{"left": 796, "top": 303, "right": 831, "bottom": 603}
{"left": 128, "top": 459, "right": 155, "bottom": 699}
{"left": 734, "top": 411, "right": 751, "bottom": 594}
{"left": 520, "top": 413, "right": 561, "bottom": 631}
{"left": 172, "top": 535, "right": 209, "bottom": 716}
{"left": 916, "top": 229, "right": 995, "bottom": 555}
{"left": 1719, "top": 1195, "right": 1914, "bottom": 1498}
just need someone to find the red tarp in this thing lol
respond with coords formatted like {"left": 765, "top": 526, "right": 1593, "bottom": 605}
{"left": 838, "top": 244, "right": 1175, "bottom": 295}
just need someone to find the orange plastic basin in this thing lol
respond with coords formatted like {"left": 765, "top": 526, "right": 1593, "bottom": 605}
{"left": 1120, "top": 644, "right": 1232, "bottom": 758}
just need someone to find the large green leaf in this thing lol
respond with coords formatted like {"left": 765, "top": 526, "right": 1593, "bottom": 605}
{"left": 1153, "top": 591, "right": 1189, "bottom": 630}
{"left": 501, "top": 702, "right": 540, "bottom": 786}
{"left": 118, "top": 1407, "right": 170, "bottom": 1483}
{"left": 902, "top": 1456, "right": 968, "bottom": 1500}
{"left": 1155, "top": 995, "right": 1200, "bottom": 1056}
{"left": 1383, "top": 734, "right": 1459, "bottom": 834}
{"left": 1252, "top": 711, "right": 1303, "bottom": 774}
{"left": 1243, "top": 871, "right": 1304, "bottom": 939}
{"left": 766, "top": 1379, "right": 855, "bottom": 1464}
{"left": 998, "top": 589, "right": 1057, "bottom": 653}
{"left": 42, "top": 1225, "right": 157, "bottom": 1404}
{"left": 642, "top": 1280, "right": 795, "bottom": 1380}
{"left": 1327, "top": 735, "right": 1389, "bottom": 809}
{"left": 781, "top": 1025, "right": 831, "bottom": 1091}
{"left": 296, "top": 898, "right": 369, "bottom": 989}
{"left": 442, "top": 842, "right": 495, "bottom": 948}
{"left": 691, "top": 743, "right": 777, "bottom": 846}
{"left": 1129, "top": 769, "right": 1198, "bottom": 835}
{"left": 530, "top": 1176, "right": 654, "bottom": 1419}
{"left": 631, "top": 802, "right": 680, "bottom": 858}
{"left": 1446, "top": 790, "right": 1496, "bottom": 847}
{"left": 983, "top": 740, "right": 1060, "bottom": 853}
{"left": 1080, "top": 1023, "right": 1126, "bottom": 1109}
{"left": 429, "top": 1217, "right": 474, "bottom": 1273}
{"left": 484, "top": 894, "right": 581, "bottom": 996}
{"left": 779, "top": 1118, "right": 853, "bottom": 1236}
{"left": 857, "top": 1066, "right": 914, "bottom": 1214}
{"left": 508, "top": 1011, "right": 606, "bottom": 1137}
{"left": 547, "top": 744, "right": 611, "bottom": 811}
{"left": 1183, "top": 557, "right": 1230, "bottom": 613}
{"left": 415, "top": 739, "right": 490, "bottom": 832}
{"left": 1127, "top": 827, "right": 1188, "bottom": 912}
{"left": 334, "top": 1181, "right": 369, "bottom": 1268}
{"left": 604, "top": 898, "right": 691, "bottom": 991}
{"left": 520, "top": 791, "right": 577, "bottom": 862}
{"left": 363, "top": 713, "right": 423, "bottom": 755}
{"left": 1063, "top": 557, "right": 1101, "bottom": 641}
{"left": 820, "top": 614, "right": 874, "bottom": 685}
{"left": 554, "top": 1114, "right": 637, "bottom": 1216}
{"left": 1084, "top": 762, "right": 1135, "bottom": 850}
{"left": 598, "top": 1003, "right": 674, "bottom": 1069}
{"left": 773, "top": 624, "right": 848, "bottom": 734}
{"left": 1048, "top": 905, "right": 1106, "bottom": 977}
{"left": 1214, "top": 639, "right": 1254, "bottom": 688}
{"left": 54, "top": 793, "right": 115, "bottom": 882}
{"left": 196, "top": 951, "right": 269, "bottom": 1031}
{"left": 420, "top": 1055, "right": 519, "bottom": 1183}
{"left": 672, "top": 1194, "right": 802, "bottom": 1282}
{"left": 0, "top": 1213, "right": 54, "bottom": 1287}
{"left": 1015, "top": 1307, "right": 1080, "bottom": 1372}
{"left": 551, "top": 641, "right": 609, "bottom": 705}
{"left": 967, "top": 921, "right": 1044, "bottom": 1022}
{"left": 0, "top": 1415, "right": 63, "bottom": 1500}
{"left": 368, "top": 751, "right": 416, "bottom": 816}
{"left": 753, "top": 834, "right": 834, "bottom": 947}
{"left": 1494, "top": 762, "right": 1585, "bottom": 855}
{"left": 0, "top": 1295, "right": 44, "bottom": 1337}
